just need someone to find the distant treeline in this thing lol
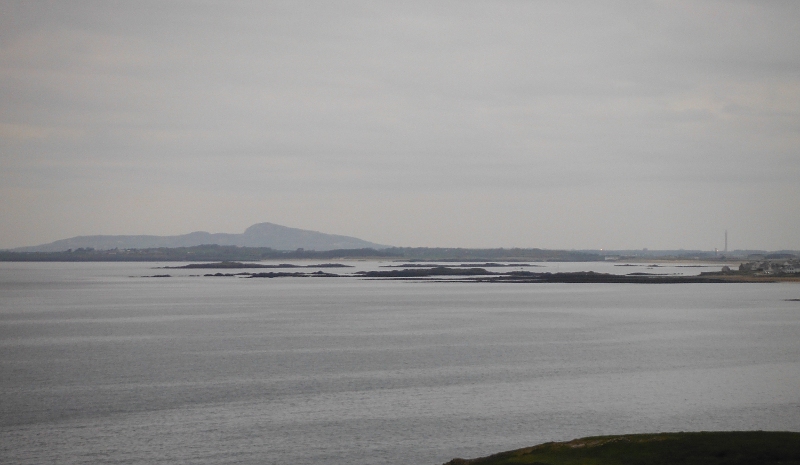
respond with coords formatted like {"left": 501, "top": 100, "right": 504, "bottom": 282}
{"left": 0, "top": 245, "right": 602, "bottom": 262}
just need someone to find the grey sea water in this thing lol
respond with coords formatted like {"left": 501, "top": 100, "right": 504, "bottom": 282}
{"left": 1, "top": 262, "right": 799, "bottom": 464}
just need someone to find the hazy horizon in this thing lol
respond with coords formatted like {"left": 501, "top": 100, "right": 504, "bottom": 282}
{"left": 2, "top": 1, "right": 799, "bottom": 250}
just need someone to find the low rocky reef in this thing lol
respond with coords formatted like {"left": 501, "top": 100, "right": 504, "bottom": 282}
{"left": 162, "top": 261, "right": 352, "bottom": 269}
{"left": 358, "top": 266, "right": 800, "bottom": 283}
{"left": 144, "top": 264, "right": 800, "bottom": 283}
{"left": 380, "top": 263, "right": 541, "bottom": 268}
{"left": 202, "top": 271, "right": 340, "bottom": 278}
{"left": 443, "top": 431, "right": 800, "bottom": 465}
{"left": 357, "top": 267, "right": 495, "bottom": 278}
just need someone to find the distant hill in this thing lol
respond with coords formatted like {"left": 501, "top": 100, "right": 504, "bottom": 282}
{"left": 13, "top": 222, "right": 390, "bottom": 252}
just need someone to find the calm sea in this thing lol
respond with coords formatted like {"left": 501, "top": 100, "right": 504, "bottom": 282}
{"left": 1, "top": 262, "right": 799, "bottom": 464}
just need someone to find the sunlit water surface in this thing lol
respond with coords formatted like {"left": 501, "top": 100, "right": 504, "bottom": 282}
{"left": 1, "top": 262, "right": 799, "bottom": 464}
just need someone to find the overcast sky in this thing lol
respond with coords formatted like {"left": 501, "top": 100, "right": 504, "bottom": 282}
{"left": 1, "top": 1, "right": 799, "bottom": 250}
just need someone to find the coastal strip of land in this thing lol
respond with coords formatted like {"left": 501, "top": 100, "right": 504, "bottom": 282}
{"left": 442, "top": 431, "right": 800, "bottom": 465}
{"left": 0, "top": 245, "right": 602, "bottom": 262}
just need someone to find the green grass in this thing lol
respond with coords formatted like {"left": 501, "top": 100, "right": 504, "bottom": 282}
{"left": 444, "top": 432, "right": 800, "bottom": 465}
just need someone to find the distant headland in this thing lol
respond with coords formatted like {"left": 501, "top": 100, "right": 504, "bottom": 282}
{"left": 9, "top": 222, "right": 389, "bottom": 252}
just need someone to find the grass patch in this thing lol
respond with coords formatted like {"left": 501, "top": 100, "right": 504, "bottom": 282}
{"left": 444, "top": 431, "right": 800, "bottom": 465}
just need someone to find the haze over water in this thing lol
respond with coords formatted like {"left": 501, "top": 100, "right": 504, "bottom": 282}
{"left": 2, "top": 262, "right": 799, "bottom": 464}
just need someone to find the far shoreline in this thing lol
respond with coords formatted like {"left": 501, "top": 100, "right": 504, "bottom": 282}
{"left": 129, "top": 263, "right": 800, "bottom": 283}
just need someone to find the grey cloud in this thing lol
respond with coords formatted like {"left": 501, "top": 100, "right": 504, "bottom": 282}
{"left": 1, "top": 1, "right": 799, "bottom": 249}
